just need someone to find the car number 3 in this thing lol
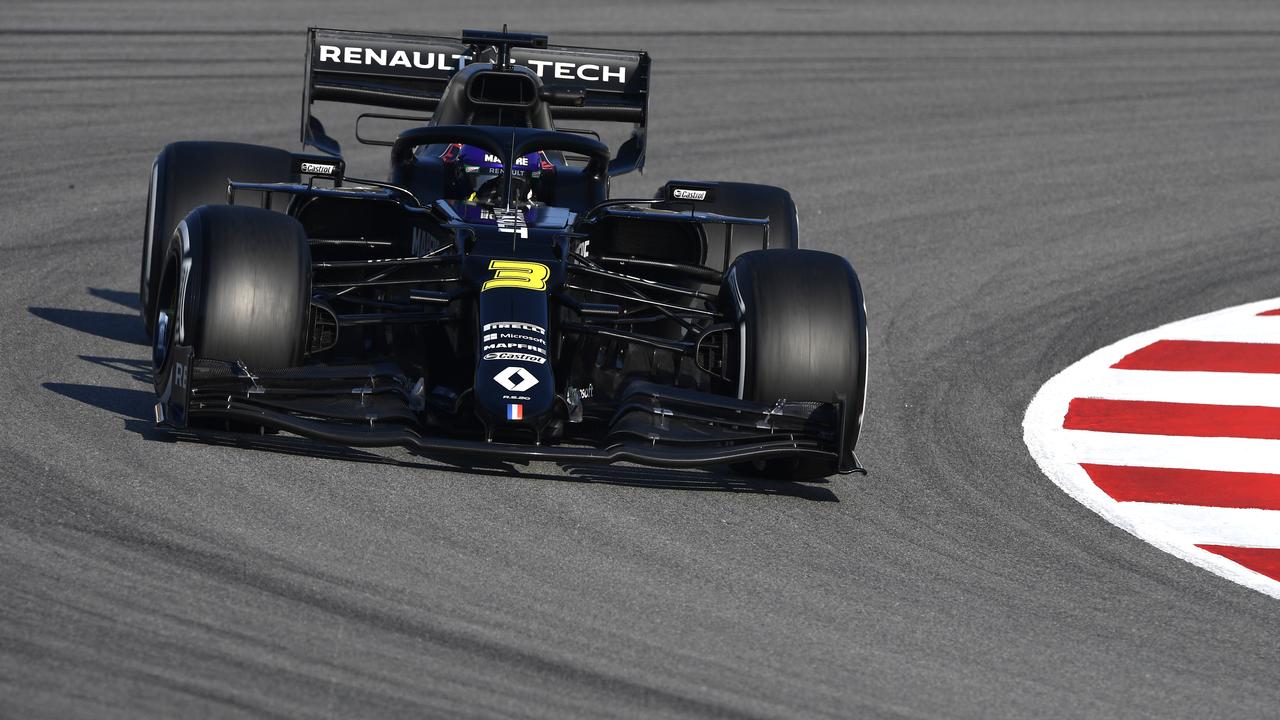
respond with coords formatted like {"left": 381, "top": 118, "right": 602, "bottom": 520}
{"left": 483, "top": 260, "right": 550, "bottom": 292}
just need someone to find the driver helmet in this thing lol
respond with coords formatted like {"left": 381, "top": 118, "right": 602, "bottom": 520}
{"left": 442, "top": 144, "right": 552, "bottom": 207}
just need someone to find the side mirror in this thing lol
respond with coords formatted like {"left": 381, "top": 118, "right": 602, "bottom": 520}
{"left": 304, "top": 114, "right": 342, "bottom": 157}
{"left": 608, "top": 130, "right": 646, "bottom": 177}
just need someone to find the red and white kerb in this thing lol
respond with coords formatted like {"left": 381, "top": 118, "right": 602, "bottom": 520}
{"left": 1024, "top": 298, "right": 1280, "bottom": 599}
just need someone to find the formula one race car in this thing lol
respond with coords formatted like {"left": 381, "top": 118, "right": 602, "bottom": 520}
{"left": 139, "top": 28, "right": 868, "bottom": 480}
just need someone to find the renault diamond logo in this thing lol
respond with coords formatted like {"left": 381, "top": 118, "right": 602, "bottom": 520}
{"left": 494, "top": 366, "right": 539, "bottom": 392}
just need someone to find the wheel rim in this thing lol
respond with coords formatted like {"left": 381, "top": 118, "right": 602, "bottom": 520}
{"left": 153, "top": 309, "right": 170, "bottom": 369}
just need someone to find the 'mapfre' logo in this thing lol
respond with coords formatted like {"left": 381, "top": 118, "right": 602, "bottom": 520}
{"left": 482, "top": 154, "right": 529, "bottom": 166}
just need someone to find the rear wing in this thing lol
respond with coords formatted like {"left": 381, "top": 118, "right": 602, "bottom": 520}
{"left": 301, "top": 27, "right": 651, "bottom": 172}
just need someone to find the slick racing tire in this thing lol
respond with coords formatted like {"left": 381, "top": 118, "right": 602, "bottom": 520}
{"left": 141, "top": 141, "right": 296, "bottom": 337}
{"left": 151, "top": 205, "right": 311, "bottom": 408}
{"left": 724, "top": 249, "right": 868, "bottom": 481}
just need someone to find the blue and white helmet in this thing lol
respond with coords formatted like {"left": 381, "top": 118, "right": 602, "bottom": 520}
{"left": 443, "top": 144, "right": 551, "bottom": 206}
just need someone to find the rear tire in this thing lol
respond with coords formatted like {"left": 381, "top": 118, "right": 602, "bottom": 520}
{"left": 723, "top": 249, "right": 867, "bottom": 481}
{"left": 151, "top": 205, "right": 311, "bottom": 403}
{"left": 141, "top": 141, "right": 296, "bottom": 337}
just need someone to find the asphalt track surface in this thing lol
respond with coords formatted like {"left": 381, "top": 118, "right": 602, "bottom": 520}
{"left": 2, "top": 2, "right": 1279, "bottom": 718}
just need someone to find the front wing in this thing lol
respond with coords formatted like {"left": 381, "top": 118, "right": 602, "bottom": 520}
{"left": 155, "top": 351, "right": 864, "bottom": 473}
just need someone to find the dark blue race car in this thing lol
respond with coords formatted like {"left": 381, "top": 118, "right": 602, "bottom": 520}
{"left": 138, "top": 28, "right": 868, "bottom": 480}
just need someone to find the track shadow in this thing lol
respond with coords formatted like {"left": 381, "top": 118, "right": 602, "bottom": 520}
{"left": 158, "top": 429, "right": 839, "bottom": 500}
{"left": 169, "top": 429, "right": 429, "bottom": 467}
{"left": 43, "top": 382, "right": 153, "bottom": 420}
{"left": 79, "top": 355, "right": 151, "bottom": 384}
{"left": 87, "top": 287, "right": 140, "bottom": 310}
{"left": 29, "top": 307, "right": 147, "bottom": 346}
{"left": 555, "top": 462, "right": 839, "bottom": 501}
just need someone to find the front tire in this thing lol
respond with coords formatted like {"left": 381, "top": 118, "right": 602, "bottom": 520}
{"left": 141, "top": 141, "right": 296, "bottom": 337}
{"left": 723, "top": 249, "right": 868, "bottom": 480}
{"left": 152, "top": 204, "right": 311, "bottom": 403}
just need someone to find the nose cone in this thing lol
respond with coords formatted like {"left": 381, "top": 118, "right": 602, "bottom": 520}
{"left": 474, "top": 286, "right": 556, "bottom": 429}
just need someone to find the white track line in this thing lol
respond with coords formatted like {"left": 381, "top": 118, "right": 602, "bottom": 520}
{"left": 1159, "top": 317, "right": 1280, "bottom": 343}
{"left": 1080, "top": 369, "right": 1280, "bottom": 407}
{"left": 1024, "top": 297, "right": 1280, "bottom": 600}
{"left": 1118, "top": 504, "right": 1280, "bottom": 548}
{"left": 1042, "top": 429, "right": 1280, "bottom": 475}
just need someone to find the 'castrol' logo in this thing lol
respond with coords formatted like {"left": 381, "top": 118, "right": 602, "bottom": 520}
{"left": 672, "top": 188, "right": 708, "bottom": 201}
{"left": 300, "top": 162, "right": 337, "bottom": 175}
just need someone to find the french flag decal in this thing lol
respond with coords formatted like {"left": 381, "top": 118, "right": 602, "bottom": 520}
{"left": 506, "top": 404, "right": 524, "bottom": 421}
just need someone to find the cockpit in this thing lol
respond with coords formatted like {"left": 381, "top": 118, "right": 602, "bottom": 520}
{"left": 438, "top": 143, "right": 555, "bottom": 209}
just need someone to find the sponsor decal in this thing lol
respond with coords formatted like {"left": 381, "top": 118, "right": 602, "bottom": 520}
{"left": 481, "top": 322, "right": 548, "bottom": 365}
{"left": 522, "top": 59, "right": 626, "bottom": 84}
{"left": 318, "top": 44, "right": 470, "bottom": 71}
{"left": 495, "top": 210, "right": 529, "bottom": 239}
{"left": 316, "top": 45, "right": 628, "bottom": 84}
{"left": 173, "top": 361, "right": 187, "bottom": 389}
{"left": 300, "top": 161, "right": 338, "bottom": 175}
{"left": 482, "top": 259, "right": 548, "bottom": 292}
{"left": 483, "top": 153, "right": 530, "bottom": 167}
{"left": 483, "top": 343, "right": 545, "bottom": 355}
{"left": 482, "top": 322, "right": 546, "bottom": 335}
{"left": 494, "top": 366, "right": 539, "bottom": 392}
{"left": 667, "top": 184, "right": 716, "bottom": 203}
{"left": 483, "top": 352, "right": 544, "bottom": 364}
{"left": 482, "top": 341, "right": 544, "bottom": 353}
{"left": 506, "top": 403, "right": 524, "bottom": 421}
{"left": 292, "top": 156, "right": 344, "bottom": 177}
{"left": 411, "top": 226, "right": 440, "bottom": 256}
{"left": 671, "top": 187, "right": 708, "bottom": 201}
